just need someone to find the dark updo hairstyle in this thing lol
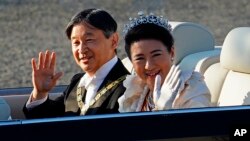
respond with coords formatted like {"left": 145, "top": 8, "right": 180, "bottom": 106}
{"left": 124, "top": 23, "right": 174, "bottom": 59}
{"left": 65, "top": 8, "right": 117, "bottom": 39}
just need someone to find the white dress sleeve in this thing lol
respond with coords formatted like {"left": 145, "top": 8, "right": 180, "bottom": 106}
{"left": 118, "top": 75, "right": 147, "bottom": 112}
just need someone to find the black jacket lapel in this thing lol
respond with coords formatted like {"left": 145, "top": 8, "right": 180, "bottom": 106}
{"left": 98, "top": 59, "right": 129, "bottom": 91}
{"left": 86, "top": 59, "right": 129, "bottom": 114}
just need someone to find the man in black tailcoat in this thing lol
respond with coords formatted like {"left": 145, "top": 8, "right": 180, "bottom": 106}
{"left": 23, "top": 8, "right": 129, "bottom": 118}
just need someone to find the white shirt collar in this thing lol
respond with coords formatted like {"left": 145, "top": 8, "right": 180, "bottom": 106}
{"left": 78, "top": 56, "right": 118, "bottom": 88}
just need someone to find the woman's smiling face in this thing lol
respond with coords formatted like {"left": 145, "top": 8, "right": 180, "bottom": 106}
{"left": 130, "top": 39, "right": 174, "bottom": 90}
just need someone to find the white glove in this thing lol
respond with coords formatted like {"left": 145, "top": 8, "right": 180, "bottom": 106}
{"left": 153, "top": 65, "right": 182, "bottom": 110}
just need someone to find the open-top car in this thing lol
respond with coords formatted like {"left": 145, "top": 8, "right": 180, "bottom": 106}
{"left": 1, "top": 21, "right": 250, "bottom": 140}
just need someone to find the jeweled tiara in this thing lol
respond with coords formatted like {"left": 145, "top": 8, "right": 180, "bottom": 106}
{"left": 122, "top": 11, "right": 172, "bottom": 36}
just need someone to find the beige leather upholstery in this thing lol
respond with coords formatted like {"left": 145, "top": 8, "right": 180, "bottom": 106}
{"left": 170, "top": 22, "right": 215, "bottom": 65}
{"left": 204, "top": 63, "right": 228, "bottom": 106}
{"left": 220, "top": 27, "right": 250, "bottom": 74}
{"left": 2, "top": 95, "right": 27, "bottom": 119}
{"left": 1, "top": 92, "right": 62, "bottom": 119}
{"left": 179, "top": 49, "right": 220, "bottom": 72}
{"left": 194, "top": 51, "right": 220, "bottom": 75}
{"left": 121, "top": 57, "right": 135, "bottom": 74}
{"left": 204, "top": 27, "right": 250, "bottom": 106}
{"left": 218, "top": 71, "right": 250, "bottom": 106}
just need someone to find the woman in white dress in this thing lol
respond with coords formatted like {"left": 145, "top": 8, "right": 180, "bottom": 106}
{"left": 118, "top": 12, "right": 211, "bottom": 112}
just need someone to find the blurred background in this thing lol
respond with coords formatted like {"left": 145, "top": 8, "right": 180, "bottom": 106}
{"left": 0, "top": 0, "right": 249, "bottom": 88}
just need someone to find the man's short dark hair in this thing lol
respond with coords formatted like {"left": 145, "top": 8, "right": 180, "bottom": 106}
{"left": 65, "top": 8, "right": 117, "bottom": 39}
